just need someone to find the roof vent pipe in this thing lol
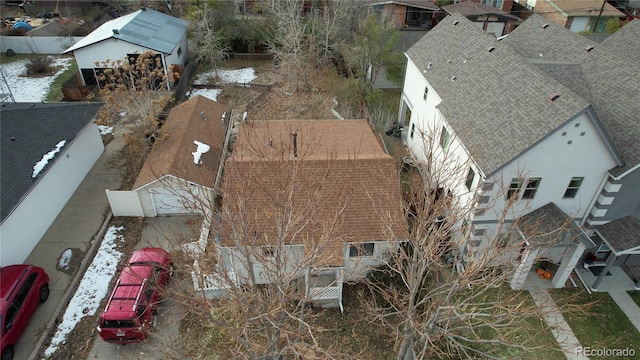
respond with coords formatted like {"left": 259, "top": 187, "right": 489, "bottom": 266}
{"left": 548, "top": 92, "right": 561, "bottom": 102}
{"left": 112, "top": 29, "right": 119, "bottom": 34}
{"left": 291, "top": 131, "right": 298, "bottom": 158}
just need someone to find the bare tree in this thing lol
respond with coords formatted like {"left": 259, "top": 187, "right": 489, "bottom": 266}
{"left": 167, "top": 124, "right": 350, "bottom": 359}
{"left": 264, "top": 0, "right": 308, "bottom": 90}
{"left": 342, "top": 12, "right": 403, "bottom": 86}
{"left": 92, "top": 51, "right": 172, "bottom": 186}
{"left": 188, "top": 2, "right": 231, "bottom": 70}
{"left": 362, "top": 122, "right": 579, "bottom": 359}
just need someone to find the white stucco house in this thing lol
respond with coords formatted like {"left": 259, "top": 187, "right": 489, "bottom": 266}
{"left": 0, "top": 102, "right": 104, "bottom": 266}
{"left": 63, "top": 7, "right": 189, "bottom": 90}
{"left": 106, "top": 95, "right": 231, "bottom": 217}
{"left": 398, "top": 14, "right": 640, "bottom": 290}
{"left": 190, "top": 119, "right": 409, "bottom": 309}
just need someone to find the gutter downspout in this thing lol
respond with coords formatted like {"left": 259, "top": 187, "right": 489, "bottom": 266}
{"left": 214, "top": 109, "right": 233, "bottom": 193}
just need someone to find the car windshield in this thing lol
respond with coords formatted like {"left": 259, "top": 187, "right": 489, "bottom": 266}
{"left": 101, "top": 319, "right": 137, "bottom": 328}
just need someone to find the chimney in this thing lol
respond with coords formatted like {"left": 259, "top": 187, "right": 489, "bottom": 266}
{"left": 291, "top": 131, "right": 298, "bottom": 158}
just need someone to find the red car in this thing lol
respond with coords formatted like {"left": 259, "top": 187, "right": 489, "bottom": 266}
{"left": 97, "top": 248, "right": 172, "bottom": 344}
{"left": 1, "top": 265, "right": 49, "bottom": 360}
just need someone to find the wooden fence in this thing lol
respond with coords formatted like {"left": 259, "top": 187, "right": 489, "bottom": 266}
{"left": 192, "top": 82, "right": 272, "bottom": 91}
{"left": 61, "top": 71, "right": 96, "bottom": 101}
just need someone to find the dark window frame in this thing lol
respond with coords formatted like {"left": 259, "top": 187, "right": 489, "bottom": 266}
{"left": 522, "top": 178, "right": 541, "bottom": 199}
{"left": 465, "top": 167, "right": 475, "bottom": 190}
{"left": 563, "top": 177, "right": 584, "bottom": 198}
{"left": 349, "top": 243, "right": 375, "bottom": 257}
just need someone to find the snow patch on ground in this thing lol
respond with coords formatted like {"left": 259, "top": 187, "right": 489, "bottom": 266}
{"left": 58, "top": 249, "right": 73, "bottom": 270}
{"left": 97, "top": 125, "right": 114, "bottom": 135}
{"left": 193, "top": 68, "right": 256, "bottom": 85}
{"left": 188, "top": 88, "right": 221, "bottom": 101}
{"left": 0, "top": 57, "right": 72, "bottom": 102}
{"left": 44, "top": 226, "right": 125, "bottom": 358}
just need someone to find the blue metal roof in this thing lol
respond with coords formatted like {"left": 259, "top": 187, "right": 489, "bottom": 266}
{"left": 64, "top": 8, "right": 188, "bottom": 54}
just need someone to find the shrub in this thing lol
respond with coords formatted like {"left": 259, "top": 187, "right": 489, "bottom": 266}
{"left": 25, "top": 56, "right": 54, "bottom": 75}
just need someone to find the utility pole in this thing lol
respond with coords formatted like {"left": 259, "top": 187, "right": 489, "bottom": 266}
{"left": 593, "top": 0, "right": 607, "bottom": 33}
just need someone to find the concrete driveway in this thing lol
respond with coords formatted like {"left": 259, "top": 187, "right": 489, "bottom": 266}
{"left": 14, "top": 132, "right": 125, "bottom": 360}
{"left": 87, "top": 216, "right": 201, "bottom": 360}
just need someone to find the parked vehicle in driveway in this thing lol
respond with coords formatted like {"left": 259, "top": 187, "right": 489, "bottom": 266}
{"left": 1, "top": 265, "right": 49, "bottom": 360}
{"left": 97, "top": 248, "right": 172, "bottom": 344}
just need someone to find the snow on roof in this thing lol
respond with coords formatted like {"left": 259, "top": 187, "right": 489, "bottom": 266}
{"left": 192, "top": 140, "right": 210, "bottom": 165}
{"left": 32, "top": 140, "right": 66, "bottom": 178}
{"left": 64, "top": 8, "right": 188, "bottom": 54}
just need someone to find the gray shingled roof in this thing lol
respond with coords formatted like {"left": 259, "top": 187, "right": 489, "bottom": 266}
{"left": 405, "top": 13, "right": 590, "bottom": 176}
{"left": 64, "top": 8, "right": 188, "bottom": 54}
{"left": 600, "top": 19, "right": 640, "bottom": 63}
{"left": 502, "top": 15, "right": 640, "bottom": 176}
{"left": 0, "top": 102, "right": 103, "bottom": 223}
{"left": 518, "top": 202, "right": 592, "bottom": 247}
{"left": 595, "top": 216, "right": 640, "bottom": 253}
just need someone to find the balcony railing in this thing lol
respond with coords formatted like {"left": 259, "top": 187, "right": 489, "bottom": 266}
{"left": 309, "top": 286, "right": 341, "bottom": 300}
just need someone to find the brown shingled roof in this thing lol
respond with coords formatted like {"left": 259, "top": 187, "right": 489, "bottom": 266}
{"left": 220, "top": 120, "right": 408, "bottom": 266}
{"left": 133, "top": 95, "right": 231, "bottom": 189}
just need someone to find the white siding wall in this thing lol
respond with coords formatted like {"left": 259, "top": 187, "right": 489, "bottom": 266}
{"left": 343, "top": 240, "right": 398, "bottom": 281}
{"left": 0, "top": 123, "right": 103, "bottom": 266}
{"left": 72, "top": 40, "right": 178, "bottom": 87}
{"left": 133, "top": 176, "right": 214, "bottom": 217}
{"left": 402, "top": 59, "right": 481, "bottom": 213}
{"left": 163, "top": 32, "right": 188, "bottom": 69}
{"left": 222, "top": 245, "right": 306, "bottom": 285}
{"left": 474, "top": 112, "right": 619, "bottom": 241}
{"left": 73, "top": 40, "right": 153, "bottom": 69}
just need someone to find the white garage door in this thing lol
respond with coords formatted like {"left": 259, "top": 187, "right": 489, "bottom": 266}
{"left": 150, "top": 188, "right": 197, "bottom": 215}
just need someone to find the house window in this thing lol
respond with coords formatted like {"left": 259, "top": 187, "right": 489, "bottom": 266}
{"left": 263, "top": 247, "right": 275, "bottom": 258}
{"left": 563, "top": 177, "right": 584, "bottom": 198}
{"left": 349, "top": 243, "right": 375, "bottom": 257}
{"left": 410, "top": 123, "right": 415, "bottom": 139}
{"left": 482, "top": 0, "right": 504, "bottom": 8}
{"left": 423, "top": 86, "right": 429, "bottom": 101}
{"left": 522, "top": 178, "right": 541, "bottom": 199}
{"left": 440, "top": 126, "right": 451, "bottom": 153}
{"left": 177, "top": 47, "right": 182, "bottom": 57}
{"left": 507, "top": 178, "right": 523, "bottom": 199}
{"left": 465, "top": 167, "right": 475, "bottom": 190}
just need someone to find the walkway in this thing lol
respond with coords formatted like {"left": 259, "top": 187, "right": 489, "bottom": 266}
{"left": 21, "top": 129, "right": 126, "bottom": 360}
{"left": 528, "top": 288, "right": 588, "bottom": 360}
{"left": 607, "top": 290, "right": 640, "bottom": 333}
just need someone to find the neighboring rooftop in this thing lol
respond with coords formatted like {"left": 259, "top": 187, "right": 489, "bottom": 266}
{"left": 63, "top": 8, "right": 188, "bottom": 54}
{"left": 443, "top": 1, "right": 520, "bottom": 20}
{"left": 133, "top": 95, "right": 231, "bottom": 189}
{"left": 0, "top": 102, "right": 103, "bottom": 223}
{"left": 543, "top": 0, "right": 625, "bottom": 18}
{"left": 405, "top": 13, "right": 591, "bottom": 176}
{"left": 221, "top": 119, "right": 408, "bottom": 266}
{"left": 366, "top": 0, "right": 440, "bottom": 11}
